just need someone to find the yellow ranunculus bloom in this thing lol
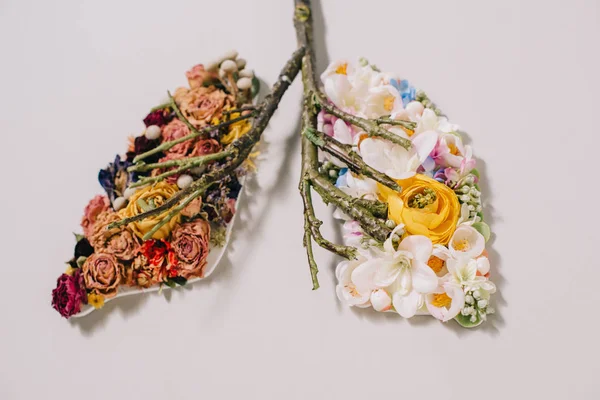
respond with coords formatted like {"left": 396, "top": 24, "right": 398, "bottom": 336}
{"left": 379, "top": 174, "right": 460, "bottom": 245}
{"left": 221, "top": 112, "right": 252, "bottom": 145}
{"left": 119, "top": 181, "right": 181, "bottom": 240}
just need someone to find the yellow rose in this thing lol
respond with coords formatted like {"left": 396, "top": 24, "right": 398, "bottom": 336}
{"left": 221, "top": 112, "right": 252, "bottom": 145}
{"left": 119, "top": 182, "right": 181, "bottom": 240}
{"left": 379, "top": 174, "right": 460, "bottom": 245}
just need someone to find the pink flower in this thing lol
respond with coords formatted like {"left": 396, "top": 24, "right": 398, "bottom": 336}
{"left": 191, "top": 138, "right": 221, "bottom": 157}
{"left": 81, "top": 195, "right": 110, "bottom": 238}
{"left": 431, "top": 133, "right": 469, "bottom": 169}
{"left": 82, "top": 253, "right": 121, "bottom": 298}
{"left": 185, "top": 64, "right": 215, "bottom": 89}
{"left": 171, "top": 220, "right": 211, "bottom": 279}
{"left": 161, "top": 119, "right": 192, "bottom": 157}
{"left": 173, "top": 86, "right": 233, "bottom": 128}
{"left": 51, "top": 269, "right": 87, "bottom": 319}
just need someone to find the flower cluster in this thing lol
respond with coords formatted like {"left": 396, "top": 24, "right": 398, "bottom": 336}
{"left": 52, "top": 52, "right": 258, "bottom": 318}
{"left": 323, "top": 60, "right": 495, "bottom": 327}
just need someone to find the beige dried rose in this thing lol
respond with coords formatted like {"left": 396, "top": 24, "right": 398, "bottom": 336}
{"left": 173, "top": 86, "right": 233, "bottom": 127}
{"left": 82, "top": 253, "right": 121, "bottom": 298}
{"left": 170, "top": 219, "right": 211, "bottom": 279}
{"left": 90, "top": 210, "right": 140, "bottom": 261}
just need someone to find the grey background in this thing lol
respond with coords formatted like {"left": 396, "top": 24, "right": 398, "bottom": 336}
{"left": 1, "top": 0, "right": 599, "bottom": 398}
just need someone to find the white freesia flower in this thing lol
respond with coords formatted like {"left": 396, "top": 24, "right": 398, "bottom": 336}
{"left": 358, "top": 130, "right": 438, "bottom": 180}
{"left": 335, "top": 255, "right": 372, "bottom": 308}
{"left": 336, "top": 169, "right": 378, "bottom": 200}
{"left": 447, "top": 256, "right": 496, "bottom": 294}
{"left": 425, "top": 282, "right": 465, "bottom": 322}
{"left": 449, "top": 224, "right": 485, "bottom": 259}
{"left": 351, "top": 226, "right": 438, "bottom": 317}
{"left": 414, "top": 108, "right": 459, "bottom": 135}
{"left": 360, "top": 85, "right": 403, "bottom": 118}
{"left": 370, "top": 289, "right": 392, "bottom": 312}
{"left": 321, "top": 60, "right": 355, "bottom": 108}
{"left": 341, "top": 221, "right": 364, "bottom": 247}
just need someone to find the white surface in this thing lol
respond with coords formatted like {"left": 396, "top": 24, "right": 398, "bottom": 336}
{"left": 1, "top": 0, "right": 599, "bottom": 399}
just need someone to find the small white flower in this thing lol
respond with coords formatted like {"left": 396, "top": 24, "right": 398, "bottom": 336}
{"left": 449, "top": 224, "right": 486, "bottom": 259}
{"left": 335, "top": 255, "right": 372, "bottom": 308}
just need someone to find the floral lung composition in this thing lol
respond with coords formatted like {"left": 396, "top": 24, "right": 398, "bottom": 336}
{"left": 293, "top": 1, "right": 495, "bottom": 328}
{"left": 51, "top": 49, "right": 305, "bottom": 318}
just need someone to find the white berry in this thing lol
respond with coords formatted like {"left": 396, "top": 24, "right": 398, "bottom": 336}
{"left": 145, "top": 125, "right": 161, "bottom": 140}
{"left": 236, "top": 58, "right": 247, "bottom": 69}
{"left": 239, "top": 69, "right": 254, "bottom": 79}
{"left": 222, "top": 50, "right": 238, "bottom": 61}
{"left": 123, "top": 187, "right": 137, "bottom": 200}
{"left": 113, "top": 196, "right": 127, "bottom": 211}
{"left": 237, "top": 77, "right": 252, "bottom": 90}
{"left": 177, "top": 174, "right": 193, "bottom": 189}
{"left": 220, "top": 60, "right": 238, "bottom": 73}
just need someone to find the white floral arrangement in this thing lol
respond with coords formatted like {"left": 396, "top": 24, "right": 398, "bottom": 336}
{"left": 311, "top": 59, "right": 495, "bottom": 328}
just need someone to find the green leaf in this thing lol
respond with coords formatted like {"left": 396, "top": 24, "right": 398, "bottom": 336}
{"left": 470, "top": 169, "right": 480, "bottom": 178}
{"left": 76, "top": 256, "right": 88, "bottom": 268}
{"left": 74, "top": 233, "right": 85, "bottom": 243}
{"left": 251, "top": 76, "right": 260, "bottom": 99}
{"left": 163, "top": 280, "right": 176, "bottom": 289}
{"left": 170, "top": 276, "right": 187, "bottom": 286}
{"left": 472, "top": 221, "right": 491, "bottom": 242}
{"left": 455, "top": 313, "right": 483, "bottom": 328}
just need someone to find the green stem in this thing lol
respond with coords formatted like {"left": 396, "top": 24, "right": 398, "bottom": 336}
{"left": 374, "top": 117, "right": 416, "bottom": 130}
{"left": 142, "top": 188, "right": 205, "bottom": 241}
{"left": 129, "top": 150, "right": 232, "bottom": 173}
{"left": 132, "top": 109, "right": 256, "bottom": 164}
{"left": 303, "top": 127, "right": 402, "bottom": 193}
{"left": 149, "top": 102, "right": 171, "bottom": 113}
{"left": 108, "top": 47, "right": 305, "bottom": 231}
{"left": 300, "top": 178, "right": 357, "bottom": 260}
{"left": 314, "top": 91, "right": 412, "bottom": 149}
{"left": 303, "top": 213, "right": 320, "bottom": 290}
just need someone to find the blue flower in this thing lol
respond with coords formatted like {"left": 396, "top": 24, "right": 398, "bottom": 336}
{"left": 335, "top": 168, "right": 349, "bottom": 188}
{"left": 98, "top": 155, "right": 135, "bottom": 202}
{"left": 390, "top": 79, "right": 416, "bottom": 107}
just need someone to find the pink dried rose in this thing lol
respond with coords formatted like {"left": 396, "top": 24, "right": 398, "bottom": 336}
{"left": 191, "top": 138, "right": 222, "bottom": 157}
{"left": 161, "top": 119, "right": 192, "bottom": 157}
{"left": 81, "top": 195, "right": 110, "bottom": 238}
{"left": 173, "top": 86, "right": 233, "bottom": 127}
{"left": 181, "top": 197, "right": 203, "bottom": 218}
{"left": 82, "top": 253, "right": 121, "bottom": 298}
{"left": 171, "top": 219, "right": 211, "bottom": 279}
{"left": 51, "top": 269, "right": 87, "bottom": 319}
{"left": 90, "top": 211, "right": 140, "bottom": 261}
{"left": 185, "top": 64, "right": 215, "bottom": 89}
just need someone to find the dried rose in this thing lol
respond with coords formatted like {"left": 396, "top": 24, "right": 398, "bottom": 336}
{"left": 171, "top": 220, "right": 211, "bottom": 279}
{"left": 51, "top": 269, "right": 87, "bottom": 318}
{"left": 191, "top": 138, "right": 221, "bottom": 157}
{"left": 181, "top": 197, "right": 203, "bottom": 218}
{"left": 185, "top": 64, "right": 216, "bottom": 89}
{"left": 173, "top": 86, "right": 233, "bottom": 127}
{"left": 81, "top": 195, "right": 110, "bottom": 238}
{"left": 130, "top": 240, "right": 178, "bottom": 288}
{"left": 82, "top": 253, "right": 121, "bottom": 298}
{"left": 90, "top": 211, "right": 140, "bottom": 261}
{"left": 161, "top": 119, "right": 192, "bottom": 157}
{"left": 143, "top": 109, "right": 172, "bottom": 127}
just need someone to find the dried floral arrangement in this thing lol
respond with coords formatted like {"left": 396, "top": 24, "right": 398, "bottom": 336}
{"left": 52, "top": 0, "right": 495, "bottom": 328}
{"left": 293, "top": 1, "right": 495, "bottom": 327}
{"left": 51, "top": 50, "right": 304, "bottom": 318}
